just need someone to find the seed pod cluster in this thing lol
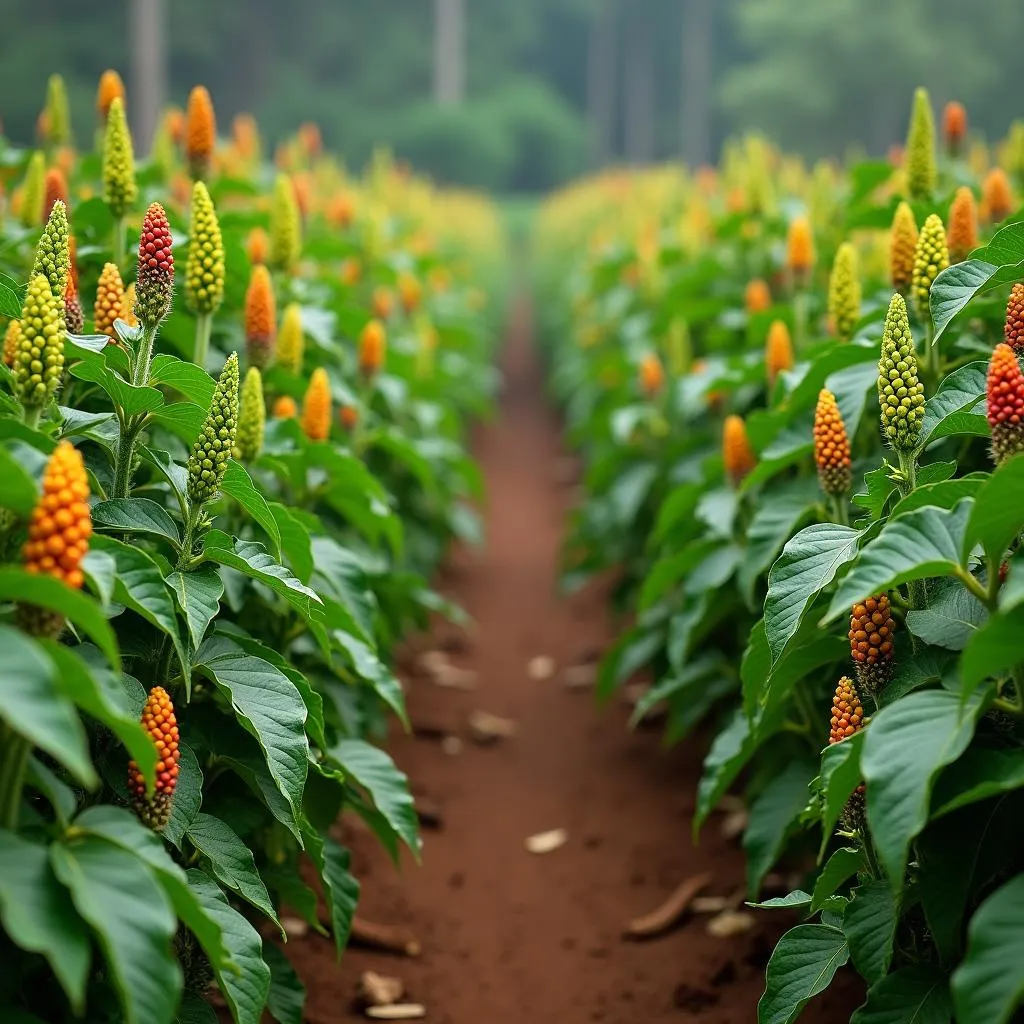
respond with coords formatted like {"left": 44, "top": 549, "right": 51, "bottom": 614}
{"left": 765, "top": 320, "right": 793, "bottom": 385}
{"left": 987, "top": 342, "right": 1024, "bottom": 465}
{"left": 128, "top": 686, "right": 180, "bottom": 831}
{"left": 877, "top": 293, "right": 925, "bottom": 453}
{"left": 911, "top": 214, "right": 949, "bottom": 324}
{"left": 905, "top": 87, "right": 936, "bottom": 201}
{"left": 13, "top": 274, "right": 65, "bottom": 408}
{"left": 722, "top": 414, "right": 756, "bottom": 485}
{"left": 889, "top": 202, "right": 918, "bottom": 292}
{"left": 827, "top": 242, "right": 861, "bottom": 341}
{"left": 813, "top": 389, "right": 852, "bottom": 496}
{"left": 244, "top": 265, "right": 276, "bottom": 369}
{"left": 185, "top": 181, "right": 225, "bottom": 316}
{"left": 829, "top": 676, "right": 864, "bottom": 745}
{"left": 301, "top": 367, "right": 332, "bottom": 441}
{"left": 947, "top": 187, "right": 978, "bottom": 264}
{"left": 102, "top": 97, "right": 137, "bottom": 219}
{"left": 186, "top": 353, "right": 239, "bottom": 505}
{"left": 849, "top": 594, "right": 895, "bottom": 694}
{"left": 234, "top": 367, "right": 265, "bottom": 462}
{"left": 275, "top": 303, "right": 304, "bottom": 374}
{"left": 134, "top": 202, "right": 175, "bottom": 329}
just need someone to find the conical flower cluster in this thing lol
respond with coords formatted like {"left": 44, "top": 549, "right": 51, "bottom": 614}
{"left": 43, "top": 169, "right": 68, "bottom": 220}
{"left": 911, "top": 214, "right": 949, "bottom": 324}
{"left": 3, "top": 320, "right": 20, "bottom": 367}
{"left": 275, "top": 303, "right": 304, "bottom": 374}
{"left": 13, "top": 274, "right": 64, "bottom": 408}
{"left": 786, "top": 216, "right": 814, "bottom": 286}
{"left": 765, "top": 320, "right": 793, "bottom": 385}
{"left": 94, "top": 262, "right": 127, "bottom": 339}
{"left": 244, "top": 265, "right": 276, "bottom": 369}
{"left": 269, "top": 174, "right": 302, "bottom": 273}
{"left": 745, "top": 278, "right": 771, "bottom": 315}
{"left": 301, "top": 368, "right": 332, "bottom": 441}
{"left": 982, "top": 168, "right": 1014, "bottom": 225}
{"left": 889, "top": 202, "right": 917, "bottom": 293}
{"left": 247, "top": 227, "right": 269, "bottom": 266}
{"left": 372, "top": 286, "right": 394, "bottom": 321}
{"left": 878, "top": 293, "right": 925, "bottom": 452}
{"left": 44, "top": 74, "right": 71, "bottom": 147}
{"left": 31, "top": 199, "right": 70, "bottom": 300}
{"left": 723, "top": 414, "right": 756, "bottom": 485}
{"left": 399, "top": 273, "right": 422, "bottom": 314}
{"left": 272, "top": 395, "right": 298, "bottom": 419}
{"left": 905, "top": 87, "right": 936, "bottom": 201}
{"left": 134, "top": 202, "right": 175, "bottom": 329}
{"left": 96, "top": 69, "right": 125, "bottom": 123}
{"left": 102, "top": 97, "right": 138, "bottom": 220}
{"left": 340, "top": 405, "right": 359, "bottom": 431}
{"left": 185, "top": 86, "right": 216, "bottom": 180}
{"left": 849, "top": 594, "right": 895, "bottom": 694}
{"left": 20, "top": 152, "right": 45, "bottom": 227}
{"left": 1004, "top": 284, "right": 1024, "bottom": 350}
{"left": 947, "top": 187, "right": 978, "bottom": 263}
{"left": 185, "top": 182, "right": 225, "bottom": 315}
{"left": 813, "top": 389, "right": 852, "bottom": 497}
{"left": 64, "top": 276, "right": 84, "bottom": 335}
{"left": 943, "top": 101, "right": 967, "bottom": 156}
{"left": 234, "top": 367, "right": 265, "bottom": 462}
{"left": 18, "top": 441, "right": 91, "bottom": 637}
{"left": 128, "top": 686, "right": 180, "bottom": 831}
{"left": 358, "top": 319, "right": 387, "bottom": 378}
{"left": 122, "top": 283, "right": 139, "bottom": 330}
{"left": 827, "top": 242, "right": 861, "bottom": 341}
{"left": 639, "top": 352, "right": 664, "bottom": 397}
{"left": 987, "top": 343, "right": 1024, "bottom": 465}
{"left": 829, "top": 676, "right": 864, "bottom": 745}
{"left": 186, "top": 353, "right": 239, "bottom": 505}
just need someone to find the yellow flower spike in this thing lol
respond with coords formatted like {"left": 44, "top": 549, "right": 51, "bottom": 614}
{"left": 269, "top": 174, "right": 302, "bottom": 273}
{"left": 827, "top": 242, "right": 862, "bottom": 342}
{"left": 947, "top": 187, "right": 978, "bottom": 264}
{"left": 185, "top": 181, "right": 225, "bottom": 315}
{"left": 911, "top": 214, "right": 949, "bottom": 324}
{"left": 94, "top": 262, "right": 127, "bottom": 340}
{"left": 765, "top": 320, "right": 794, "bottom": 385}
{"left": 904, "top": 87, "right": 936, "bottom": 201}
{"left": 745, "top": 278, "right": 771, "bottom": 315}
{"left": 3, "top": 320, "right": 21, "bottom": 367}
{"left": 301, "top": 367, "right": 332, "bottom": 441}
{"left": 97, "top": 70, "right": 126, "bottom": 123}
{"left": 122, "top": 282, "right": 139, "bottom": 329}
{"left": 813, "top": 389, "right": 852, "bottom": 497}
{"left": 102, "top": 97, "right": 137, "bottom": 221}
{"left": 20, "top": 152, "right": 46, "bottom": 228}
{"left": 234, "top": 367, "right": 265, "bottom": 461}
{"left": 185, "top": 85, "right": 216, "bottom": 181}
{"left": 13, "top": 274, "right": 65, "bottom": 409}
{"left": 275, "top": 303, "right": 304, "bottom": 374}
{"left": 889, "top": 202, "right": 918, "bottom": 292}
{"left": 982, "top": 167, "right": 1014, "bottom": 225}
{"left": 43, "top": 169, "right": 69, "bottom": 221}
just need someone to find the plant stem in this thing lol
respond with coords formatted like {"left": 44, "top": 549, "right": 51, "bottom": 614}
{"left": 829, "top": 493, "right": 849, "bottom": 527}
{"left": 22, "top": 405, "right": 41, "bottom": 430}
{"left": 860, "top": 828, "right": 883, "bottom": 880}
{"left": 111, "top": 419, "right": 141, "bottom": 499}
{"left": 924, "top": 320, "right": 940, "bottom": 393}
{"left": 793, "top": 289, "right": 809, "bottom": 352}
{"left": 895, "top": 448, "right": 918, "bottom": 498}
{"left": 193, "top": 313, "right": 212, "bottom": 370}
{"left": 131, "top": 323, "right": 158, "bottom": 388}
{"left": 0, "top": 726, "right": 32, "bottom": 830}
{"left": 113, "top": 216, "right": 126, "bottom": 270}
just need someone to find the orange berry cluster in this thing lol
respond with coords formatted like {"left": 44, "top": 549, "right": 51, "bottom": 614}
{"left": 982, "top": 168, "right": 1014, "bottom": 225}
{"left": 987, "top": 342, "right": 1024, "bottom": 465}
{"left": 94, "top": 262, "right": 127, "bottom": 340}
{"left": 829, "top": 676, "right": 864, "bottom": 745}
{"left": 849, "top": 594, "right": 895, "bottom": 694}
{"left": 947, "top": 187, "right": 978, "bottom": 264}
{"left": 1004, "top": 284, "right": 1024, "bottom": 350}
{"left": 722, "top": 415, "right": 756, "bottom": 485}
{"left": 302, "top": 367, "right": 332, "bottom": 441}
{"left": 639, "top": 353, "right": 664, "bottom": 397}
{"left": 244, "top": 265, "right": 276, "bottom": 369}
{"left": 745, "top": 278, "right": 771, "bottom": 315}
{"left": 128, "top": 686, "right": 180, "bottom": 831}
{"left": 812, "top": 389, "right": 852, "bottom": 496}
{"left": 786, "top": 216, "right": 814, "bottom": 285}
{"left": 358, "top": 320, "right": 387, "bottom": 378}
{"left": 185, "top": 85, "right": 216, "bottom": 180}
{"left": 943, "top": 100, "right": 967, "bottom": 153}
{"left": 765, "top": 320, "right": 793, "bottom": 385}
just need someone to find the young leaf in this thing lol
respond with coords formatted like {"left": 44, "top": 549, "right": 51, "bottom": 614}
{"left": 149, "top": 353, "right": 216, "bottom": 406}
{"left": 758, "top": 923, "right": 849, "bottom": 1024}
{"left": 811, "top": 847, "right": 862, "bottom": 912}
{"left": 919, "top": 361, "right": 987, "bottom": 447}
{"left": 819, "top": 732, "right": 865, "bottom": 843}
{"left": 167, "top": 567, "right": 224, "bottom": 651}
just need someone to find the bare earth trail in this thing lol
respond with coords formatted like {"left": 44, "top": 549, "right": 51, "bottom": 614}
{"left": 290, "top": 298, "right": 861, "bottom": 1023}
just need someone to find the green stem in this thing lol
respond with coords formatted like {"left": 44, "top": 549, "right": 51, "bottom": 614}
{"left": 176, "top": 504, "right": 201, "bottom": 572}
{"left": 957, "top": 567, "right": 996, "bottom": 610}
{"left": 0, "top": 726, "right": 32, "bottom": 830}
{"left": 193, "top": 313, "right": 212, "bottom": 370}
{"left": 22, "top": 405, "right": 41, "bottom": 430}
{"left": 793, "top": 289, "right": 809, "bottom": 353}
{"left": 114, "top": 216, "right": 126, "bottom": 271}
{"left": 895, "top": 448, "right": 918, "bottom": 498}
{"left": 861, "top": 828, "right": 883, "bottom": 880}
{"left": 829, "top": 492, "right": 849, "bottom": 527}
{"left": 131, "top": 323, "right": 158, "bottom": 388}
{"left": 924, "top": 320, "right": 940, "bottom": 393}
{"left": 111, "top": 418, "right": 142, "bottom": 499}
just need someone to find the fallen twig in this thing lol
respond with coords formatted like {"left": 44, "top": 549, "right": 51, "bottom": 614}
{"left": 623, "top": 872, "right": 713, "bottom": 940}
{"left": 350, "top": 917, "right": 422, "bottom": 957}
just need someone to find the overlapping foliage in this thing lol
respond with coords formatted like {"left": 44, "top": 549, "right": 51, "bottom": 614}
{"left": 539, "top": 93, "right": 1024, "bottom": 1021}
{"left": 0, "top": 72, "right": 499, "bottom": 1023}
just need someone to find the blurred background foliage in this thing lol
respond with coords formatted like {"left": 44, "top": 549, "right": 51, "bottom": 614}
{"left": 4, "top": 0, "right": 1024, "bottom": 193}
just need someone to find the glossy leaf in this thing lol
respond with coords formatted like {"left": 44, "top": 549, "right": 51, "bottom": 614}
{"left": 758, "top": 923, "right": 849, "bottom": 1024}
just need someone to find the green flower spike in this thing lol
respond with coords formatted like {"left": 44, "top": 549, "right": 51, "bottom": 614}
{"left": 905, "top": 87, "right": 936, "bottom": 201}
{"left": 102, "top": 96, "right": 138, "bottom": 220}
{"left": 20, "top": 152, "right": 46, "bottom": 228}
{"left": 878, "top": 293, "right": 925, "bottom": 453}
{"left": 45, "top": 74, "right": 72, "bottom": 147}
{"left": 31, "top": 199, "right": 70, "bottom": 300}
{"left": 269, "top": 173, "right": 301, "bottom": 273}
{"left": 275, "top": 302, "right": 304, "bottom": 374}
{"left": 185, "top": 181, "right": 225, "bottom": 315}
{"left": 827, "top": 241, "right": 861, "bottom": 342}
{"left": 13, "top": 274, "right": 65, "bottom": 409}
{"left": 911, "top": 213, "right": 949, "bottom": 325}
{"left": 187, "top": 352, "right": 239, "bottom": 506}
{"left": 234, "top": 367, "right": 265, "bottom": 461}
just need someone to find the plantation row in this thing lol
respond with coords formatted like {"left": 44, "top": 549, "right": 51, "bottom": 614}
{"left": 0, "top": 73, "right": 499, "bottom": 1022}
{"left": 537, "top": 90, "right": 1024, "bottom": 1022}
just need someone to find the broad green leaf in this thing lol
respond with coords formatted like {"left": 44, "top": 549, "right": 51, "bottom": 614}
{"left": 186, "top": 813, "right": 280, "bottom": 929}
{"left": 149, "top": 354, "right": 216, "bottom": 405}
{"left": 176, "top": 995, "right": 218, "bottom": 1024}
{"left": 91, "top": 498, "right": 181, "bottom": 547}
{"left": 167, "top": 567, "right": 224, "bottom": 651}
{"left": 330, "top": 739, "right": 420, "bottom": 858}
{"left": 744, "top": 758, "right": 817, "bottom": 896}
{"left": 851, "top": 966, "right": 953, "bottom": 1024}
{"left": 82, "top": 548, "right": 118, "bottom": 608}
{"left": 0, "top": 567, "right": 119, "bottom": 669}
{"left": 759, "top": 628, "right": 848, "bottom": 722}
{"left": 51, "top": 836, "right": 180, "bottom": 1024}
{"left": 221, "top": 461, "right": 281, "bottom": 556}
{"left": 750, "top": 890, "right": 812, "bottom": 911}
{"left": 25, "top": 756, "right": 77, "bottom": 824}
{"left": 0, "top": 446, "right": 37, "bottom": 514}
{"left": 853, "top": 465, "right": 897, "bottom": 520}
{"left": 630, "top": 652, "right": 724, "bottom": 726}
{"left": 263, "top": 941, "right": 306, "bottom": 1024}
{"left": 932, "top": 748, "right": 1024, "bottom": 817}
{"left": 765, "top": 524, "right": 860, "bottom": 662}
{"left": 819, "top": 732, "right": 864, "bottom": 843}
{"left": 69, "top": 352, "right": 165, "bottom": 417}
{"left": 139, "top": 446, "right": 189, "bottom": 517}
{"left": 303, "top": 830, "right": 361, "bottom": 958}
{"left": 186, "top": 869, "right": 270, "bottom": 1024}
{"left": 826, "top": 501, "right": 973, "bottom": 622}
{"left": 810, "top": 847, "right": 862, "bottom": 912}
{"left": 964, "top": 455, "right": 1024, "bottom": 563}
{"left": 919, "top": 362, "right": 987, "bottom": 446}
{"left": 961, "top": 605, "right": 1024, "bottom": 697}
{"left": 844, "top": 880, "right": 898, "bottom": 984}
{"left": 952, "top": 874, "right": 1024, "bottom": 1024}
{"left": 202, "top": 531, "right": 323, "bottom": 622}
{"left": 905, "top": 578, "right": 986, "bottom": 651}
{"left": 888, "top": 475, "right": 984, "bottom": 519}
{"left": 0, "top": 830, "right": 90, "bottom": 1011}
{"left": 152, "top": 401, "right": 207, "bottom": 441}
{"left": 695, "top": 709, "right": 753, "bottom": 828}
{"left": 331, "top": 630, "right": 408, "bottom": 727}
{"left": 163, "top": 742, "right": 203, "bottom": 848}
{"left": 0, "top": 625, "right": 95, "bottom": 786}
{"left": 758, "top": 923, "right": 849, "bottom": 1024}
{"left": 862, "top": 689, "right": 985, "bottom": 887}
{"left": 269, "top": 501, "right": 314, "bottom": 582}
{"left": 929, "top": 258, "right": 1004, "bottom": 344}
{"left": 195, "top": 636, "right": 308, "bottom": 826}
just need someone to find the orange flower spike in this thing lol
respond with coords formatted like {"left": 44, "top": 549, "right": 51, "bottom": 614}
{"left": 849, "top": 594, "right": 896, "bottom": 694}
{"left": 372, "top": 286, "right": 394, "bottom": 321}
{"left": 127, "top": 686, "right": 180, "bottom": 831}
{"left": 943, "top": 101, "right": 967, "bottom": 156}
{"left": 96, "top": 69, "right": 125, "bottom": 123}
{"left": 987, "top": 342, "right": 1024, "bottom": 465}
{"left": 745, "top": 278, "right": 771, "bottom": 315}
{"left": 1004, "top": 284, "right": 1024, "bottom": 350}
{"left": 399, "top": 273, "right": 423, "bottom": 314}
{"left": 64, "top": 277, "right": 84, "bottom": 335}
{"left": 889, "top": 202, "right": 918, "bottom": 292}
{"left": 340, "top": 258, "right": 362, "bottom": 286}
{"left": 43, "top": 168, "right": 69, "bottom": 221}
{"left": 358, "top": 319, "right": 387, "bottom": 378}
{"left": 328, "top": 192, "right": 355, "bottom": 228}
{"left": 983, "top": 167, "right": 1014, "bottom": 225}
{"left": 301, "top": 368, "right": 332, "bottom": 441}
{"left": 244, "top": 265, "right": 276, "bottom": 369}
{"left": 247, "top": 227, "right": 269, "bottom": 266}
{"left": 786, "top": 215, "right": 814, "bottom": 287}
{"left": 272, "top": 395, "right": 298, "bottom": 419}
{"left": 947, "top": 187, "right": 979, "bottom": 263}
{"left": 339, "top": 405, "right": 359, "bottom": 431}
{"left": 2, "top": 320, "right": 20, "bottom": 367}
{"left": 185, "top": 85, "right": 216, "bottom": 180}
{"left": 813, "top": 389, "right": 852, "bottom": 497}
{"left": 723, "top": 415, "right": 756, "bottom": 485}
{"left": 829, "top": 676, "right": 865, "bottom": 745}
{"left": 639, "top": 353, "right": 664, "bottom": 397}
{"left": 93, "top": 262, "right": 127, "bottom": 339}
{"left": 765, "top": 320, "right": 794, "bottom": 386}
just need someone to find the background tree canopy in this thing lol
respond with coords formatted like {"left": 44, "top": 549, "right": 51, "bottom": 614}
{"left": 4, "top": 0, "right": 1024, "bottom": 192}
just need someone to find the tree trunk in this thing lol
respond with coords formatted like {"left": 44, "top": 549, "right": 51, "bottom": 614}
{"left": 680, "top": 0, "right": 713, "bottom": 166}
{"left": 624, "top": 6, "right": 654, "bottom": 165}
{"left": 434, "top": 0, "right": 466, "bottom": 105}
{"left": 586, "top": 2, "right": 615, "bottom": 167}
{"left": 129, "top": 0, "right": 167, "bottom": 154}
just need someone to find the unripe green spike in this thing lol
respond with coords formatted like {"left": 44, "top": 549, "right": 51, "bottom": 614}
{"left": 234, "top": 367, "right": 265, "bottom": 461}
{"left": 102, "top": 97, "right": 138, "bottom": 220}
{"left": 185, "top": 181, "right": 225, "bottom": 315}
{"left": 20, "top": 152, "right": 46, "bottom": 228}
{"left": 269, "top": 174, "right": 301, "bottom": 273}
{"left": 45, "top": 74, "right": 72, "bottom": 147}
{"left": 13, "top": 274, "right": 65, "bottom": 408}
{"left": 31, "top": 199, "right": 70, "bottom": 300}
{"left": 877, "top": 293, "right": 925, "bottom": 452}
{"left": 911, "top": 214, "right": 949, "bottom": 324}
{"left": 187, "top": 353, "right": 239, "bottom": 506}
{"left": 827, "top": 242, "right": 861, "bottom": 341}
{"left": 905, "top": 87, "right": 936, "bottom": 201}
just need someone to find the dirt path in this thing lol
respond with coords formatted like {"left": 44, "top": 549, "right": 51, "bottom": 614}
{"left": 292, "top": 299, "right": 861, "bottom": 1023}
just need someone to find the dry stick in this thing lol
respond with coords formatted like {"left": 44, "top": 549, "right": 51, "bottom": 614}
{"left": 350, "top": 917, "right": 422, "bottom": 957}
{"left": 622, "top": 871, "right": 713, "bottom": 940}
